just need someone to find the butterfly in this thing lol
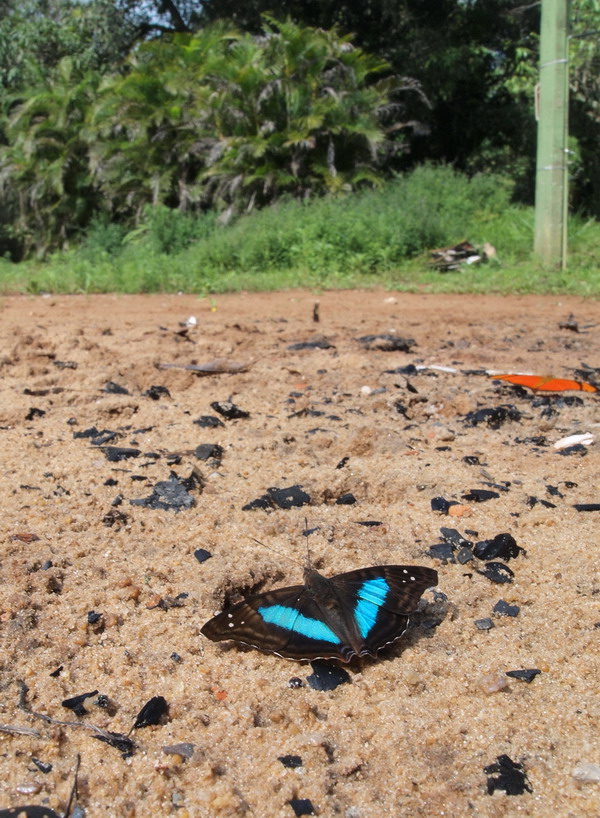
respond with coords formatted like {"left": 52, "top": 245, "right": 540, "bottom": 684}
{"left": 490, "top": 373, "right": 597, "bottom": 393}
{"left": 200, "top": 564, "right": 438, "bottom": 662}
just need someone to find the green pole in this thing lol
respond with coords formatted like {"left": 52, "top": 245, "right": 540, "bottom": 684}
{"left": 533, "top": 0, "right": 569, "bottom": 269}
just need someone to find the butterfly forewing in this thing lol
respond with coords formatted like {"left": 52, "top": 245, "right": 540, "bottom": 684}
{"left": 331, "top": 565, "right": 439, "bottom": 615}
{"left": 201, "top": 564, "right": 438, "bottom": 663}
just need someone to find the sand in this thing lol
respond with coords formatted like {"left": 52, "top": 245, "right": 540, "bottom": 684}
{"left": 0, "top": 291, "right": 598, "bottom": 818}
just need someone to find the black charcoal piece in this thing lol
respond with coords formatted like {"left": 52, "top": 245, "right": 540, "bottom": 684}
{"left": 383, "top": 364, "right": 418, "bottom": 375}
{"left": 545, "top": 484, "right": 564, "bottom": 498}
{"left": 104, "top": 478, "right": 118, "bottom": 486}
{"left": 302, "top": 526, "right": 320, "bottom": 537}
{"left": 74, "top": 426, "right": 118, "bottom": 446}
{"left": 526, "top": 496, "right": 556, "bottom": 509}
{"left": 485, "top": 754, "right": 532, "bottom": 795}
{"left": 193, "top": 415, "right": 225, "bottom": 428}
{"left": 440, "top": 528, "right": 471, "bottom": 548}
{"left": 356, "top": 334, "right": 416, "bottom": 352}
{"left": 104, "top": 381, "right": 129, "bottom": 395}
{"left": 288, "top": 407, "right": 326, "bottom": 419}
{"left": 131, "top": 472, "right": 196, "bottom": 511}
{"left": 435, "top": 445, "right": 451, "bottom": 451}
{"left": 574, "top": 503, "right": 600, "bottom": 512}
{"left": 354, "top": 520, "right": 383, "bottom": 527}
{"left": 456, "top": 546, "right": 474, "bottom": 564}
{"left": 287, "top": 340, "right": 334, "bottom": 350}
{"left": 514, "top": 435, "right": 549, "bottom": 446}
{"left": 473, "top": 533, "right": 523, "bottom": 561}
{"left": 143, "top": 385, "right": 171, "bottom": 400}
{"left": 288, "top": 677, "right": 304, "bottom": 688}
{"left": 92, "top": 730, "right": 136, "bottom": 757}
{"left": 335, "top": 457, "right": 350, "bottom": 469}
{"left": 25, "top": 407, "right": 45, "bottom": 420}
{"left": 431, "top": 496, "right": 457, "bottom": 514}
{"left": 31, "top": 757, "right": 53, "bottom": 774}
{"left": 479, "top": 562, "right": 514, "bottom": 583}
{"left": 103, "top": 446, "right": 141, "bottom": 462}
{"left": 194, "top": 548, "right": 212, "bottom": 564}
{"left": 493, "top": 599, "right": 520, "bottom": 617}
{"left": 289, "top": 798, "right": 315, "bottom": 817}
{"left": 475, "top": 618, "right": 494, "bottom": 630}
{"left": 62, "top": 690, "right": 99, "bottom": 716}
{"left": 87, "top": 611, "right": 102, "bottom": 625}
{"left": 463, "top": 405, "right": 521, "bottom": 429}
{"left": 133, "top": 695, "right": 168, "bottom": 729}
{"left": 268, "top": 485, "right": 311, "bottom": 509}
{"left": 336, "top": 493, "right": 357, "bottom": 505}
{"left": 463, "top": 455, "right": 481, "bottom": 465}
{"left": 96, "top": 694, "right": 110, "bottom": 708}
{"left": 210, "top": 400, "right": 249, "bottom": 420}
{"left": 559, "top": 444, "right": 588, "bottom": 457}
{"left": 242, "top": 496, "right": 273, "bottom": 511}
{"left": 195, "top": 443, "right": 224, "bottom": 463}
{"left": 74, "top": 425, "right": 103, "bottom": 439}
{"left": 307, "top": 660, "right": 350, "bottom": 691}
{"left": 49, "top": 666, "right": 63, "bottom": 677}
{"left": 394, "top": 401, "right": 408, "bottom": 417}
{"left": 278, "top": 755, "right": 303, "bottom": 768}
{"left": 426, "top": 543, "right": 456, "bottom": 562}
{"left": 462, "top": 489, "right": 500, "bottom": 503}
{"left": 92, "top": 431, "right": 118, "bottom": 446}
{"left": 506, "top": 669, "right": 541, "bottom": 683}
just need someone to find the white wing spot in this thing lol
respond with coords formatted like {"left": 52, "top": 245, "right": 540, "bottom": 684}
{"left": 227, "top": 613, "right": 233, "bottom": 618}
{"left": 228, "top": 622, "right": 235, "bottom": 628}
{"left": 403, "top": 569, "right": 408, "bottom": 574}
{"left": 410, "top": 576, "right": 416, "bottom": 581}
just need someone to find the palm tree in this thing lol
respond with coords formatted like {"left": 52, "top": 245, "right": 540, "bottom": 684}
{"left": 0, "top": 57, "right": 101, "bottom": 255}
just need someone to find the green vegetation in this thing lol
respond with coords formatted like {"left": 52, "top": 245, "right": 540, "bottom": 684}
{"left": 2, "top": 165, "right": 598, "bottom": 296}
{"left": 0, "top": 0, "right": 598, "bottom": 293}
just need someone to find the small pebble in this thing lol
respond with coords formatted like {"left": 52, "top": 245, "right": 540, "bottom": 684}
{"left": 475, "top": 618, "right": 494, "bottom": 630}
{"left": 477, "top": 672, "right": 509, "bottom": 694}
{"left": 448, "top": 504, "right": 472, "bottom": 518}
{"left": 572, "top": 762, "right": 600, "bottom": 782}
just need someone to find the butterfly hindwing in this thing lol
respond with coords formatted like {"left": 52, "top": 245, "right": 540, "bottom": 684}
{"left": 329, "top": 565, "right": 438, "bottom": 657}
{"left": 201, "top": 564, "right": 438, "bottom": 663}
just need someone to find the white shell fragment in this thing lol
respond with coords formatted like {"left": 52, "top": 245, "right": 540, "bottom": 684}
{"left": 553, "top": 432, "right": 595, "bottom": 450}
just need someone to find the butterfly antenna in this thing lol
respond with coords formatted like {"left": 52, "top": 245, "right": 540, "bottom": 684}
{"left": 303, "top": 516, "right": 313, "bottom": 569}
{"left": 249, "top": 537, "right": 302, "bottom": 568}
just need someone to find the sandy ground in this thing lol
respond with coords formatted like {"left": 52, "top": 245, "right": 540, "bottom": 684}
{"left": 0, "top": 290, "right": 599, "bottom": 818}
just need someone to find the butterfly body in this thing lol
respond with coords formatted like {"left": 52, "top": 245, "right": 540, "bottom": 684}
{"left": 201, "top": 564, "right": 438, "bottom": 663}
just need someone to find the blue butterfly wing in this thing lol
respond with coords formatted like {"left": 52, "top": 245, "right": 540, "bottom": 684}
{"left": 329, "top": 565, "right": 438, "bottom": 657}
{"left": 200, "top": 585, "right": 352, "bottom": 661}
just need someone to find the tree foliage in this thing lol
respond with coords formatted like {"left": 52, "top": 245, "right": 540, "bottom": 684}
{"left": 0, "top": 0, "right": 599, "bottom": 260}
{"left": 1, "top": 15, "right": 415, "bottom": 254}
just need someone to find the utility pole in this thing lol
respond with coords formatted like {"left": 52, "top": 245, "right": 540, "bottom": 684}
{"left": 533, "top": 0, "right": 569, "bottom": 268}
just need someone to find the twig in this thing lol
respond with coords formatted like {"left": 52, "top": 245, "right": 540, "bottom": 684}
{"left": 17, "top": 681, "right": 132, "bottom": 745}
{"left": 0, "top": 723, "right": 41, "bottom": 737}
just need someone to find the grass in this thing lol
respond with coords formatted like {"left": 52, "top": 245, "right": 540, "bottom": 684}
{"left": 1, "top": 165, "right": 599, "bottom": 296}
